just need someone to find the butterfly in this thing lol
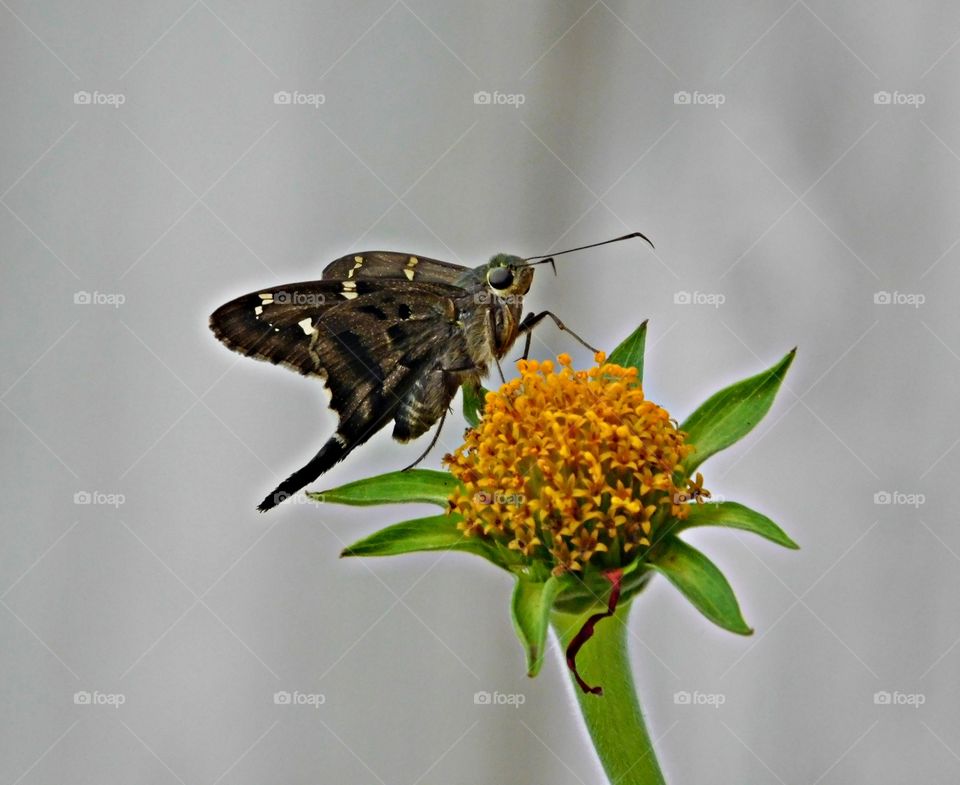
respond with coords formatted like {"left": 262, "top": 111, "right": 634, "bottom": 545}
{"left": 209, "top": 233, "right": 651, "bottom": 510}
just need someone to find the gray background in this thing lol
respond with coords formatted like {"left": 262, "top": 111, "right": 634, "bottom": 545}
{"left": 2, "top": 1, "right": 958, "bottom": 782}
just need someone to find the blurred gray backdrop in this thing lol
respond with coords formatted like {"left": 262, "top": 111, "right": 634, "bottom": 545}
{"left": 3, "top": 1, "right": 959, "bottom": 782}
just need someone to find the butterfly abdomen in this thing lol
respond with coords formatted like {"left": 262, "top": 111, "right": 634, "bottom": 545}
{"left": 392, "top": 367, "right": 465, "bottom": 442}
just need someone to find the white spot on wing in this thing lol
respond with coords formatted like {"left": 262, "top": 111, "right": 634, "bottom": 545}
{"left": 349, "top": 255, "right": 364, "bottom": 279}
{"left": 298, "top": 317, "right": 315, "bottom": 335}
{"left": 254, "top": 305, "right": 263, "bottom": 316}
{"left": 341, "top": 291, "right": 359, "bottom": 300}
{"left": 403, "top": 268, "right": 415, "bottom": 281}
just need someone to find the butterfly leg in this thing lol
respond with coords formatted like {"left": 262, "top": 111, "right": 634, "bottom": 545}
{"left": 517, "top": 310, "right": 601, "bottom": 359}
{"left": 493, "top": 354, "right": 506, "bottom": 384}
{"left": 481, "top": 306, "right": 508, "bottom": 383}
{"left": 401, "top": 408, "right": 448, "bottom": 471}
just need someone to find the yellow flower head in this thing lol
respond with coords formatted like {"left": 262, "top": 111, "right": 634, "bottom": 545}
{"left": 445, "top": 353, "right": 706, "bottom": 576}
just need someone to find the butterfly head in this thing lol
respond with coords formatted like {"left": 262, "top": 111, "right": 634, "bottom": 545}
{"left": 484, "top": 254, "right": 535, "bottom": 298}
{"left": 479, "top": 232, "right": 655, "bottom": 299}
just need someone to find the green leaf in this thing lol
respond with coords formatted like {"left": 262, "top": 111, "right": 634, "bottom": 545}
{"left": 511, "top": 574, "right": 562, "bottom": 677}
{"left": 649, "top": 536, "right": 752, "bottom": 635}
{"left": 680, "top": 348, "right": 795, "bottom": 473}
{"left": 308, "top": 469, "right": 458, "bottom": 508}
{"left": 340, "top": 513, "right": 497, "bottom": 562}
{"left": 673, "top": 501, "right": 798, "bottom": 549}
{"left": 462, "top": 381, "right": 489, "bottom": 428}
{"left": 607, "top": 320, "right": 648, "bottom": 382}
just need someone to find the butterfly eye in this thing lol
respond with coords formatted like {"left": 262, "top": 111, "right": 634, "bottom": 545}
{"left": 487, "top": 266, "right": 514, "bottom": 290}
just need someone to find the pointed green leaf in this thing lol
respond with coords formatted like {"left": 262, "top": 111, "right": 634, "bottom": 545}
{"left": 511, "top": 574, "right": 562, "bottom": 677}
{"left": 650, "top": 536, "right": 752, "bottom": 635}
{"left": 462, "top": 381, "right": 489, "bottom": 428}
{"left": 340, "top": 513, "right": 498, "bottom": 563}
{"left": 674, "top": 501, "right": 798, "bottom": 549}
{"left": 309, "top": 469, "right": 458, "bottom": 508}
{"left": 680, "top": 349, "right": 795, "bottom": 473}
{"left": 607, "top": 320, "right": 648, "bottom": 381}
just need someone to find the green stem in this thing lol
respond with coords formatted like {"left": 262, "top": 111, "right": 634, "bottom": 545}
{"left": 551, "top": 601, "right": 667, "bottom": 785}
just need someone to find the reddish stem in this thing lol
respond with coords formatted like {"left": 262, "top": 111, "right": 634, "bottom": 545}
{"left": 565, "top": 569, "right": 624, "bottom": 695}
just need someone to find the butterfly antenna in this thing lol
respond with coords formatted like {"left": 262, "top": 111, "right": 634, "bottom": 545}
{"left": 524, "top": 231, "right": 654, "bottom": 263}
